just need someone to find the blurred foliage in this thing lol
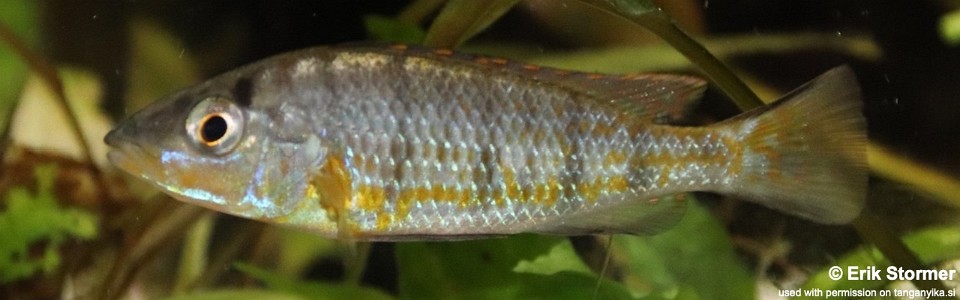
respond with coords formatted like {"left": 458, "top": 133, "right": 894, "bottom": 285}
{"left": 166, "top": 289, "right": 306, "bottom": 300}
{"left": 940, "top": 9, "right": 960, "bottom": 46}
{"left": 612, "top": 201, "right": 754, "bottom": 299}
{"left": 422, "top": 0, "right": 522, "bottom": 48}
{"left": 0, "top": 164, "right": 98, "bottom": 283}
{"left": 364, "top": 15, "right": 426, "bottom": 45}
{"left": 0, "top": 0, "right": 36, "bottom": 134}
{"left": 233, "top": 263, "right": 394, "bottom": 300}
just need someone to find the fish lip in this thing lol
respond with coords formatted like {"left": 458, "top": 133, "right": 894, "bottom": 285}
{"left": 106, "top": 142, "right": 146, "bottom": 175}
{"left": 104, "top": 127, "right": 126, "bottom": 148}
{"left": 104, "top": 127, "right": 159, "bottom": 180}
{"left": 105, "top": 126, "right": 138, "bottom": 168}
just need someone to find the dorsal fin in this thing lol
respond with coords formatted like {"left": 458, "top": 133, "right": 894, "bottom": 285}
{"left": 337, "top": 43, "right": 707, "bottom": 123}
{"left": 536, "top": 71, "right": 707, "bottom": 123}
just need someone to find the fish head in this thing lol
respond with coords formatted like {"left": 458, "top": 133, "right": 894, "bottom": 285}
{"left": 104, "top": 67, "right": 334, "bottom": 226}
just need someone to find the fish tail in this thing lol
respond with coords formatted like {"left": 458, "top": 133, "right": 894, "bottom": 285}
{"left": 725, "top": 66, "right": 867, "bottom": 224}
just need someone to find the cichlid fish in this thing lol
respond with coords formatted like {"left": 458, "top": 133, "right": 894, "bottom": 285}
{"left": 104, "top": 44, "right": 866, "bottom": 241}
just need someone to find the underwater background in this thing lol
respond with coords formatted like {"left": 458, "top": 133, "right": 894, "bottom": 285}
{"left": 1, "top": 1, "right": 958, "bottom": 299}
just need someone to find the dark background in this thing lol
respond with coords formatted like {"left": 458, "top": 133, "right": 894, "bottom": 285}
{"left": 29, "top": 0, "right": 960, "bottom": 294}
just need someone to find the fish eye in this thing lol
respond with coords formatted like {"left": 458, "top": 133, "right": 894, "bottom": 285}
{"left": 186, "top": 97, "right": 244, "bottom": 155}
{"left": 200, "top": 114, "right": 228, "bottom": 143}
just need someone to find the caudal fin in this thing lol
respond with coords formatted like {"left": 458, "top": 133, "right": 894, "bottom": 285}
{"left": 728, "top": 66, "right": 866, "bottom": 224}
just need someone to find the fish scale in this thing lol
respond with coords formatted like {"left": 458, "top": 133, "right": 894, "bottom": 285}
{"left": 337, "top": 71, "right": 605, "bottom": 234}
{"left": 104, "top": 44, "right": 866, "bottom": 240}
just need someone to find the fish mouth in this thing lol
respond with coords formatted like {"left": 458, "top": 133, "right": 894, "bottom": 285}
{"left": 104, "top": 128, "right": 162, "bottom": 181}
{"left": 107, "top": 143, "right": 150, "bottom": 179}
{"left": 103, "top": 127, "right": 124, "bottom": 148}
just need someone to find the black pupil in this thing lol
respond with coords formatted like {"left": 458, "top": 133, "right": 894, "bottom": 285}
{"left": 200, "top": 115, "right": 228, "bottom": 143}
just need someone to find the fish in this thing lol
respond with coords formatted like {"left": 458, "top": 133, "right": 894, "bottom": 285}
{"left": 104, "top": 44, "right": 866, "bottom": 241}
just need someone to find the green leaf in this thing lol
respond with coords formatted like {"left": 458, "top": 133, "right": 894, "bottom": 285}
{"left": 511, "top": 240, "right": 642, "bottom": 299}
{"left": 423, "top": 0, "right": 521, "bottom": 48}
{"left": 0, "top": 0, "right": 38, "bottom": 134}
{"left": 0, "top": 164, "right": 99, "bottom": 283}
{"left": 276, "top": 228, "right": 340, "bottom": 276}
{"left": 126, "top": 18, "right": 200, "bottom": 112}
{"left": 514, "top": 271, "right": 641, "bottom": 300}
{"left": 512, "top": 240, "right": 592, "bottom": 276}
{"left": 165, "top": 289, "right": 306, "bottom": 300}
{"left": 940, "top": 9, "right": 960, "bottom": 46}
{"left": 234, "top": 262, "right": 393, "bottom": 300}
{"left": 612, "top": 199, "right": 754, "bottom": 299}
{"left": 395, "top": 234, "right": 564, "bottom": 299}
{"left": 364, "top": 15, "right": 427, "bottom": 44}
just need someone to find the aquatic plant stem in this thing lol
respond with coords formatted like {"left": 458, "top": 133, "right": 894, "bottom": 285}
{"left": 574, "top": 1, "right": 765, "bottom": 110}
{"left": 569, "top": 1, "right": 953, "bottom": 293}
{"left": 851, "top": 214, "right": 947, "bottom": 294}
{"left": 868, "top": 144, "right": 960, "bottom": 209}
{"left": 0, "top": 20, "right": 101, "bottom": 174}
{"left": 398, "top": 0, "right": 448, "bottom": 25}
{"left": 423, "top": 0, "right": 522, "bottom": 48}
{"left": 174, "top": 213, "right": 214, "bottom": 293}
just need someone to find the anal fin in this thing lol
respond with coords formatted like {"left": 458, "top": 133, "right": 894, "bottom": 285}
{"left": 536, "top": 193, "right": 689, "bottom": 236}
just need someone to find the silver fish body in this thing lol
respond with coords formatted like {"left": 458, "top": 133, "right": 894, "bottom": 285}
{"left": 105, "top": 44, "right": 866, "bottom": 240}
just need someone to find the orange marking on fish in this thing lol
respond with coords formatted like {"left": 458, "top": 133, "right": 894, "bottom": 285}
{"left": 458, "top": 186, "right": 474, "bottom": 207}
{"left": 351, "top": 154, "right": 364, "bottom": 170}
{"left": 491, "top": 58, "right": 508, "bottom": 65}
{"left": 437, "top": 144, "right": 447, "bottom": 162}
{"left": 521, "top": 186, "right": 533, "bottom": 204}
{"left": 533, "top": 128, "right": 546, "bottom": 144}
{"left": 466, "top": 147, "right": 476, "bottom": 162}
{"left": 591, "top": 122, "right": 617, "bottom": 137}
{"left": 545, "top": 177, "right": 561, "bottom": 206}
{"left": 389, "top": 44, "right": 408, "bottom": 51}
{"left": 503, "top": 165, "right": 521, "bottom": 203}
{"left": 723, "top": 135, "right": 744, "bottom": 177}
{"left": 376, "top": 212, "right": 392, "bottom": 230}
{"left": 533, "top": 183, "right": 547, "bottom": 204}
{"left": 434, "top": 48, "right": 454, "bottom": 56}
{"left": 583, "top": 178, "right": 602, "bottom": 204}
{"left": 315, "top": 157, "right": 352, "bottom": 211}
{"left": 451, "top": 146, "right": 462, "bottom": 161}
{"left": 608, "top": 175, "right": 629, "bottom": 193}
{"left": 489, "top": 167, "right": 504, "bottom": 206}
{"left": 356, "top": 184, "right": 387, "bottom": 212}
{"left": 176, "top": 167, "right": 207, "bottom": 192}
{"left": 578, "top": 119, "right": 592, "bottom": 133}
{"left": 675, "top": 193, "right": 686, "bottom": 202}
{"left": 310, "top": 156, "right": 353, "bottom": 234}
{"left": 604, "top": 150, "right": 628, "bottom": 167}
{"left": 523, "top": 64, "right": 540, "bottom": 71}
{"left": 441, "top": 185, "right": 453, "bottom": 202}
{"left": 586, "top": 74, "right": 604, "bottom": 80}
{"left": 657, "top": 165, "right": 671, "bottom": 188}
{"left": 394, "top": 184, "right": 481, "bottom": 222}
{"left": 395, "top": 188, "right": 414, "bottom": 219}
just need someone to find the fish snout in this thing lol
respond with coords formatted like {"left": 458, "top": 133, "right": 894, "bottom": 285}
{"left": 103, "top": 127, "right": 124, "bottom": 148}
